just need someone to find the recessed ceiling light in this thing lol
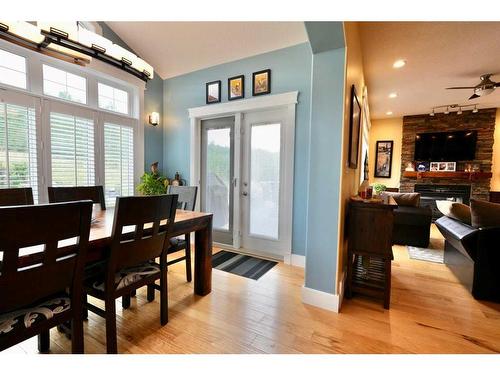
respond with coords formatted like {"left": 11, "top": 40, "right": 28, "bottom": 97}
{"left": 389, "top": 92, "right": 398, "bottom": 98}
{"left": 386, "top": 111, "right": 393, "bottom": 116}
{"left": 393, "top": 59, "right": 406, "bottom": 69}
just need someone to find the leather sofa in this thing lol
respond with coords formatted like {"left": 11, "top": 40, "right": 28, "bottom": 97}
{"left": 435, "top": 215, "right": 500, "bottom": 303}
{"left": 382, "top": 192, "right": 433, "bottom": 248}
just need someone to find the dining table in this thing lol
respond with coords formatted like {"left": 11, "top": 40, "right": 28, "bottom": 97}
{"left": 16, "top": 208, "right": 214, "bottom": 296}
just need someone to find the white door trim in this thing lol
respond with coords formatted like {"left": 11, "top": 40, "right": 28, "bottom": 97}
{"left": 188, "top": 91, "right": 298, "bottom": 119}
{"left": 188, "top": 91, "right": 298, "bottom": 256}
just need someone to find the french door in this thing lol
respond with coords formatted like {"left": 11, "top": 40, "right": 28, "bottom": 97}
{"left": 240, "top": 109, "right": 292, "bottom": 257}
{"left": 200, "top": 108, "right": 293, "bottom": 259}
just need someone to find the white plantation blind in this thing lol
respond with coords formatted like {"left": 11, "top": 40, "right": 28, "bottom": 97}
{"left": 0, "top": 102, "right": 38, "bottom": 201}
{"left": 50, "top": 112, "right": 95, "bottom": 187}
{"left": 104, "top": 122, "right": 134, "bottom": 207}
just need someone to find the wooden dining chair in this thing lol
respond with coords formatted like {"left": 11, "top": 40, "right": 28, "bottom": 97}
{"left": 0, "top": 200, "right": 92, "bottom": 353}
{"left": 48, "top": 186, "right": 106, "bottom": 210}
{"left": 83, "top": 194, "right": 177, "bottom": 354}
{"left": 0, "top": 187, "right": 34, "bottom": 206}
{"left": 166, "top": 185, "right": 198, "bottom": 282}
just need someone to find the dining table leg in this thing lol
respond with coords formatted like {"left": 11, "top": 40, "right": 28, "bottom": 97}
{"left": 194, "top": 216, "right": 213, "bottom": 296}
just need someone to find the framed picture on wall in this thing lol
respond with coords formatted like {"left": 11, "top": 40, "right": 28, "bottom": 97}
{"left": 374, "top": 140, "right": 394, "bottom": 178}
{"left": 228, "top": 75, "right": 244, "bottom": 100}
{"left": 348, "top": 85, "right": 361, "bottom": 169}
{"left": 252, "top": 69, "right": 271, "bottom": 96}
{"left": 206, "top": 80, "right": 221, "bottom": 104}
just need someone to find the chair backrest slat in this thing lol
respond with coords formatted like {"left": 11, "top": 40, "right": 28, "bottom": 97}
{"left": 48, "top": 186, "right": 106, "bottom": 210}
{"left": 167, "top": 186, "right": 197, "bottom": 211}
{"left": 106, "top": 195, "right": 177, "bottom": 285}
{"left": 0, "top": 201, "right": 92, "bottom": 312}
{"left": 0, "top": 188, "right": 34, "bottom": 207}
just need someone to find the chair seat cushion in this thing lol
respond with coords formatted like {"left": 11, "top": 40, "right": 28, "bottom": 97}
{"left": 168, "top": 237, "right": 187, "bottom": 252}
{"left": 0, "top": 293, "right": 70, "bottom": 336}
{"left": 87, "top": 261, "right": 160, "bottom": 292}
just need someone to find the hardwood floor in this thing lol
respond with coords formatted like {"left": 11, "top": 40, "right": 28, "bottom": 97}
{"left": 4, "top": 226, "right": 500, "bottom": 354}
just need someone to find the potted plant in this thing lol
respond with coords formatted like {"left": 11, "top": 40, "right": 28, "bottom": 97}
{"left": 137, "top": 162, "right": 169, "bottom": 196}
{"left": 373, "top": 183, "right": 387, "bottom": 196}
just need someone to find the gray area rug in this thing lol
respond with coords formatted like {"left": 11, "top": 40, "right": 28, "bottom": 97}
{"left": 407, "top": 246, "right": 444, "bottom": 264}
{"left": 212, "top": 250, "right": 277, "bottom": 280}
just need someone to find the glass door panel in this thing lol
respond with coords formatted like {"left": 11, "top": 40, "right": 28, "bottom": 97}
{"left": 240, "top": 108, "right": 292, "bottom": 258}
{"left": 249, "top": 123, "right": 281, "bottom": 239}
{"left": 201, "top": 117, "right": 234, "bottom": 245}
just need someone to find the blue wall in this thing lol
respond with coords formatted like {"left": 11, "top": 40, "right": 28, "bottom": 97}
{"left": 163, "top": 43, "right": 312, "bottom": 255}
{"left": 304, "top": 47, "right": 346, "bottom": 294}
{"left": 100, "top": 22, "right": 164, "bottom": 171}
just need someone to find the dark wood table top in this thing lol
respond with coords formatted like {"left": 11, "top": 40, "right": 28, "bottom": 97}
{"left": 10, "top": 208, "right": 213, "bottom": 266}
{"left": 89, "top": 208, "right": 212, "bottom": 242}
{"left": 349, "top": 195, "right": 398, "bottom": 209}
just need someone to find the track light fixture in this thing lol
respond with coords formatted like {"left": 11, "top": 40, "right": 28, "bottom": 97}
{"left": 429, "top": 104, "right": 479, "bottom": 116}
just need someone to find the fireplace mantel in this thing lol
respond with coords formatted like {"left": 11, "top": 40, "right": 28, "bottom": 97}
{"left": 402, "top": 171, "right": 492, "bottom": 181}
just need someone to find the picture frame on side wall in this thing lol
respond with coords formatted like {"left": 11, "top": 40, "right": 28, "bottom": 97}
{"left": 206, "top": 80, "right": 221, "bottom": 104}
{"left": 348, "top": 84, "right": 361, "bottom": 169}
{"left": 374, "top": 140, "right": 394, "bottom": 178}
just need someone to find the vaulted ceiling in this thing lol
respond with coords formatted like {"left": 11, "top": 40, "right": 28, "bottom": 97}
{"left": 106, "top": 22, "right": 308, "bottom": 79}
{"left": 359, "top": 22, "right": 500, "bottom": 119}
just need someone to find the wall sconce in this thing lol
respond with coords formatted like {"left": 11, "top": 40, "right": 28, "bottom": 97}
{"left": 149, "top": 112, "right": 160, "bottom": 126}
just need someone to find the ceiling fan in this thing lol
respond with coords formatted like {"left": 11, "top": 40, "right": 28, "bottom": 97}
{"left": 446, "top": 74, "right": 500, "bottom": 100}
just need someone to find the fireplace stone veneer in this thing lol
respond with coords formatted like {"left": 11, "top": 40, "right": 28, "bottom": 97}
{"left": 400, "top": 109, "right": 496, "bottom": 201}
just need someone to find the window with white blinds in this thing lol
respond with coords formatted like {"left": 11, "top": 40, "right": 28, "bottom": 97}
{"left": 104, "top": 122, "right": 134, "bottom": 207}
{"left": 50, "top": 112, "right": 95, "bottom": 187}
{"left": 0, "top": 102, "right": 38, "bottom": 200}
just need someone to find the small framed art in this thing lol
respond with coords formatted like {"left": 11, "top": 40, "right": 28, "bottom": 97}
{"left": 252, "top": 69, "right": 271, "bottom": 96}
{"left": 206, "top": 80, "right": 221, "bottom": 104}
{"left": 228, "top": 75, "right": 244, "bottom": 100}
{"left": 374, "top": 140, "right": 394, "bottom": 178}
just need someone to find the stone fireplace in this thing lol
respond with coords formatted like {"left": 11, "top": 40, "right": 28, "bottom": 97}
{"left": 400, "top": 108, "right": 496, "bottom": 201}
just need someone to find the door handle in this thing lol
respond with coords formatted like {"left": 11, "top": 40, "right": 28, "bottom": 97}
{"left": 242, "top": 191, "right": 248, "bottom": 196}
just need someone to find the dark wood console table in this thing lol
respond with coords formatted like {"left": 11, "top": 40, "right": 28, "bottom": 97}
{"left": 346, "top": 196, "right": 397, "bottom": 309}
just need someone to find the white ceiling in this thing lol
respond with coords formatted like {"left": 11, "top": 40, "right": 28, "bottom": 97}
{"left": 106, "top": 22, "right": 308, "bottom": 79}
{"left": 359, "top": 22, "right": 500, "bottom": 119}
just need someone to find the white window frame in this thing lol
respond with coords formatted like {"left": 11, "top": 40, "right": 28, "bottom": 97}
{"left": 0, "top": 47, "right": 28, "bottom": 90}
{"left": 0, "top": 38, "right": 145, "bottom": 203}
{"left": 97, "top": 80, "right": 132, "bottom": 116}
{"left": 42, "top": 64, "right": 88, "bottom": 105}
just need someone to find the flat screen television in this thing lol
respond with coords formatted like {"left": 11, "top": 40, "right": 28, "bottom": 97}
{"left": 414, "top": 130, "right": 477, "bottom": 161}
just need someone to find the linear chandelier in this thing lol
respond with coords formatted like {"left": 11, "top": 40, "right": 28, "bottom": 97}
{"left": 0, "top": 21, "right": 153, "bottom": 81}
{"left": 429, "top": 104, "right": 478, "bottom": 116}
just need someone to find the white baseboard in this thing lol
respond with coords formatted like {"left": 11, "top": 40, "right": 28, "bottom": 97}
{"left": 283, "top": 254, "right": 305, "bottom": 268}
{"left": 301, "top": 285, "right": 340, "bottom": 313}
